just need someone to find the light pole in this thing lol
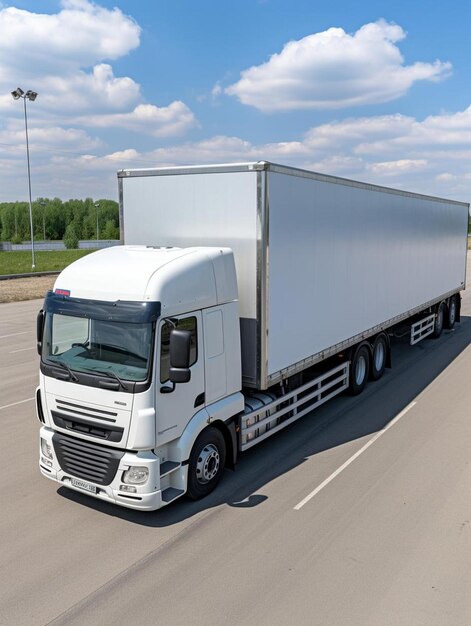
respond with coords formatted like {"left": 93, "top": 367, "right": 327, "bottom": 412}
{"left": 39, "top": 200, "right": 46, "bottom": 240}
{"left": 11, "top": 87, "right": 38, "bottom": 269}
{"left": 94, "top": 202, "right": 100, "bottom": 242}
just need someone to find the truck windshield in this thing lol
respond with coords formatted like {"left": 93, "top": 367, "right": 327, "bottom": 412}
{"left": 42, "top": 312, "right": 153, "bottom": 382}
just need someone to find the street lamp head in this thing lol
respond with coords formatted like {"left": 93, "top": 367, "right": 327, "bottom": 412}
{"left": 11, "top": 88, "right": 37, "bottom": 101}
{"left": 11, "top": 87, "right": 24, "bottom": 100}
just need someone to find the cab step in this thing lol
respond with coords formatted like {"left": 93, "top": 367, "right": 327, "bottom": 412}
{"left": 162, "top": 487, "right": 184, "bottom": 503}
{"left": 159, "top": 461, "right": 181, "bottom": 478}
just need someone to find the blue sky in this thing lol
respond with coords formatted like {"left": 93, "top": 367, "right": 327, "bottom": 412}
{"left": 1, "top": 0, "right": 471, "bottom": 202}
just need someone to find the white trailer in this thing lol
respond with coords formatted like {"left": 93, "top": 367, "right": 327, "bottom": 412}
{"left": 36, "top": 162, "right": 469, "bottom": 510}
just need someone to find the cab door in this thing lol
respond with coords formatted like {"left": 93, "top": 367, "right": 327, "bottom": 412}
{"left": 156, "top": 311, "right": 205, "bottom": 446}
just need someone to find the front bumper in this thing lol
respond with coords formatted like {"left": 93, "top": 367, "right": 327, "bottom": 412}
{"left": 39, "top": 427, "right": 165, "bottom": 511}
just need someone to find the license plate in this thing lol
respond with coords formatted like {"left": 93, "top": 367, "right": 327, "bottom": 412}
{"left": 71, "top": 478, "right": 97, "bottom": 494}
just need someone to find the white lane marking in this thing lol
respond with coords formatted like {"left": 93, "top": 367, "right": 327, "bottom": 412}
{"left": 0, "top": 397, "right": 35, "bottom": 411}
{"left": 0, "top": 331, "right": 31, "bottom": 340}
{"left": 10, "top": 346, "right": 35, "bottom": 354}
{"left": 294, "top": 401, "right": 417, "bottom": 510}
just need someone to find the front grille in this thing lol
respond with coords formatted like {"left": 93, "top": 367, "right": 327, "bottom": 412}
{"left": 51, "top": 411, "right": 124, "bottom": 442}
{"left": 55, "top": 399, "right": 118, "bottom": 422}
{"left": 52, "top": 432, "right": 124, "bottom": 486}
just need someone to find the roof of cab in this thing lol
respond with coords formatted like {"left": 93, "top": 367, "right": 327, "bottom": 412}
{"left": 53, "top": 245, "right": 238, "bottom": 316}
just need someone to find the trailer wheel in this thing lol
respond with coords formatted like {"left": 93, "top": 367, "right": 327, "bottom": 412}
{"left": 444, "top": 296, "right": 457, "bottom": 330}
{"left": 370, "top": 334, "right": 388, "bottom": 381}
{"left": 187, "top": 426, "right": 226, "bottom": 500}
{"left": 432, "top": 302, "right": 445, "bottom": 338}
{"left": 350, "top": 344, "right": 370, "bottom": 395}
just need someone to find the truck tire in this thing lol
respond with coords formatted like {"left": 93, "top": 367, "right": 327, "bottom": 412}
{"left": 187, "top": 426, "right": 226, "bottom": 500}
{"left": 444, "top": 295, "right": 457, "bottom": 330}
{"left": 432, "top": 302, "right": 445, "bottom": 338}
{"left": 350, "top": 344, "right": 370, "bottom": 395}
{"left": 370, "top": 334, "right": 388, "bottom": 381}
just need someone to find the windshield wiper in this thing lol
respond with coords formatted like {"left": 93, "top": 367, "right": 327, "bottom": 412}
{"left": 52, "top": 360, "right": 79, "bottom": 382}
{"left": 82, "top": 367, "right": 128, "bottom": 391}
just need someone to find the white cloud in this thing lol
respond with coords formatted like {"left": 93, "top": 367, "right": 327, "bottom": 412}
{"left": 0, "top": 0, "right": 140, "bottom": 115}
{"left": 303, "top": 155, "right": 366, "bottom": 176}
{"left": 225, "top": 20, "right": 451, "bottom": 112}
{"left": 82, "top": 102, "right": 197, "bottom": 137}
{"left": 436, "top": 173, "right": 457, "bottom": 182}
{"left": 52, "top": 148, "right": 140, "bottom": 169}
{"left": 22, "top": 64, "right": 141, "bottom": 115}
{"left": 0, "top": 1, "right": 140, "bottom": 74}
{"left": 367, "top": 159, "right": 428, "bottom": 175}
{"left": 356, "top": 106, "right": 471, "bottom": 153}
{"left": 303, "top": 114, "right": 414, "bottom": 149}
{"left": 0, "top": 0, "right": 197, "bottom": 137}
{"left": 0, "top": 125, "right": 101, "bottom": 157}
{"left": 150, "top": 136, "right": 261, "bottom": 164}
{"left": 211, "top": 84, "right": 222, "bottom": 97}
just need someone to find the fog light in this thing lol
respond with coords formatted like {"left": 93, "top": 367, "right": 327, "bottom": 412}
{"left": 122, "top": 466, "right": 149, "bottom": 485}
{"left": 120, "top": 484, "right": 137, "bottom": 493}
{"left": 41, "top": 438, "right": 53, "bottom": 459}
{"left": 41, "top": 457, "right": 52, "bottom": 467}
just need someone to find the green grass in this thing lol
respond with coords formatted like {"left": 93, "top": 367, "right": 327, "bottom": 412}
{"left": 0, "top": 249, "right": 97, "bottom": 275}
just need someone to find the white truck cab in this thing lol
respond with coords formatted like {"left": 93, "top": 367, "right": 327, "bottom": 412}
{"left": 38, "top": 245, "right": 244, "bottom": 510}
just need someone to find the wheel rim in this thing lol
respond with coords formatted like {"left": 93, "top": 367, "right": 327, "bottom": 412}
{"left": 374, "top": 342, "right": 385, "bottom": 371}
{"left": 196, "top": 444, "right": 220, "bottom": 484}
{"left": 355, "top": 355, "right": 367, "bottom": 386}
{"left": 449, "top": 300, "right": 456, "bottom": 325}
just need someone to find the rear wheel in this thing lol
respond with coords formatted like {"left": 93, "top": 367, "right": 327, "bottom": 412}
{"left": 370, "top": 334, "right": 388, "bottom": 381}
{"left": 432, "top": 302, "right": 445, "bottom": 338}
{"left": 350, "top": 344, "right": 370, "bottom": 395}
{"left": 187, "top": 427, "right": 226, "bottom": 500}
{"left": 444, "top": 296, "right": 457, "bottom": 330}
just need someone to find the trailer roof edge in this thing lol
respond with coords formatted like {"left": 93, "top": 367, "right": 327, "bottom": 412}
{"left": 117, "top": 161, "right": 469, "bottom": 208}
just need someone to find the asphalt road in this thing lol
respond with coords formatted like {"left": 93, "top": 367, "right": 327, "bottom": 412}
{"left": 1, "top": 254, "right": 470, "bottom": 626}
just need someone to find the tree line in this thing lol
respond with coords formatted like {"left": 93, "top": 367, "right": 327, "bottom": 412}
{"left": 0, "top": 198, "right": 120, "bottom": 246}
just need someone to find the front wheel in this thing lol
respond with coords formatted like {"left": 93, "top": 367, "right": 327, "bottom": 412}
{"left": 187, "top": 427, "right": 226, "bottom": 500}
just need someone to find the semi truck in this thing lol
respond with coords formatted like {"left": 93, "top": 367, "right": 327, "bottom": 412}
{"left": 36, "top": 162, "right": 469, "bottom": 511}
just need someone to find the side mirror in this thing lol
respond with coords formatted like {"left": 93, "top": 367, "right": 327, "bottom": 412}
{"left": 36, "top": 310, "right": 45, "bottom": 356}
{"left": 169, "top": 328, "right": 192, "bottom": 384}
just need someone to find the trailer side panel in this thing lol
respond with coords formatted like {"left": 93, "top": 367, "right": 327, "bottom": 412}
{"left": 267, "top": 171, "right": 468, "bottom": 380}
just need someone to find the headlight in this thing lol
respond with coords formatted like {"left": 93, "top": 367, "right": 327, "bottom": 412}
{"left": 41, "top": 437, "right": 53, "bottom": 459}
{"left": 122, "top": 466, "right": 149, "bottom": 485}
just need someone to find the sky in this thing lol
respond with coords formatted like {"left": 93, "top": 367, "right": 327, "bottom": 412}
{"left": 1, "top": 0, "right": 471, "bottom": 203}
